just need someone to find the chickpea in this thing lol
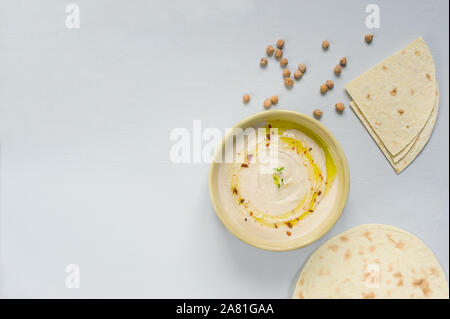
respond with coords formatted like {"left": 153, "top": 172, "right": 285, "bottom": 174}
{"left": 298, "top": 63, "right": 307, "bottom": 73}
{"left": 339, "top": 57, "right": 347, "bottom": 67}
{"left": 264, "top": 99, "right": 272, "bottom": 109}
{"left": 243, "top": 94, "right": 250, "bottom": 103}
{"left": 284, "top": 77, "right": 294, "bottom": 87}
{"left": 282, "top": 68, "right": 291, "bottom": 78}
{"left": 280, "top": 58, "right": 288, "bottom": 67}
{"left": 276, "top": 39, "right": 285, "bottom": 49}
{"left": 271, "top": 95, "right": 279, "bottom": 104}
{"left": 260, "top": 57, "right": 268, "bottom": 67}
{"left": 325, "top": 80, "right": 334, "bottom": 89}
{"left": 334, "top": 64, "right": 342, "bottom": 75}
{"left": 322, "top": 40, "right": 330, "bottom": 50}
{"left": 266, "top": 45, "right": 275, "bottom": 56}
{"left": 365, "top": 34, "right": 374, "bottom": 44}
{"left": 320, "top": 84, "right": 328, "bottom": 94}
{"left": 335, "top": 102, "right": 345, "bottom": 112}
{"left": 294, "top": 70, "right": 303, "bottom": 79}
{"left": 313, "top": 109, "right": 323, "bottom": 118}
{"left": 275, "top": 48, "right": 283, "bottom": 60}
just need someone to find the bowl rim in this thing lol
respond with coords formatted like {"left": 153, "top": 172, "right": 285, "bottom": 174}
{"left": 208, "top": 109, "right": 350, "bottom": 251}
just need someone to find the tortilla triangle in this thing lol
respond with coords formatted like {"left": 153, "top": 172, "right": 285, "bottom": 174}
{"left": 350, "top": 87, "right": 439, "bottom": 174}
{"left": 346, "top": 38, "right": 436, "bottom": 157}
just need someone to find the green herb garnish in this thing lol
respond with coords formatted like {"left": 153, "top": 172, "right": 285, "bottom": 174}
{"left": 272, "top": 167, "right": 285, "bottom": 189}
{"left": 273, "top": 167, "right": 284, "bottom": 173}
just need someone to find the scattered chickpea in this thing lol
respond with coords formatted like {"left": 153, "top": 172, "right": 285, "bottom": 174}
{"left": 340, "top": 57, "right": 347, "bottom": 67}
{"left": 275, "top": 48, "right": 283, "bottom": 60}
{"left": 365, "top": 34, "right": 374, "bottom": 44}
{"left": 320, "top": 84, "right": 328, "bottom": 94}
{"left": 271, "top": 95, "right": 279, "bottom": 104}
{"left": 335, "top": 102, "right": 345, "bottom": 112}
{"left": 397, "top": 109, "right": 405, "bottom": 115}
{"left": 243, "top": 94, "right": 250, "bottom": 104}
{"left": 325, "top": 80, "right": 334, "bottom": 89}
{"left": 266, "top": 45, "right": 275, "bottom": 56}
{"left": 260, "top": 57, "right": 268, "bottom": 67}
{"left": 322, "top": 40, "right": 330, "bottom": 50}
{"left": 313, "top": 109, "right": 323, "bottom": 118}
{"left": 280, "top": 58, "right": 288, "bottom": 67}
{"left": 277, "top": 39, "right": 285, "bottom": 49}
{"left": 294, "top": 70, "right": 303, "bottom": 79}
{"left": 334, "top": 64, "right": 342, "bottom": 75}
{"left": 298, "top": 63, "right": 307, "bottom": 73}
{"left": 282, "top": 68, "right": 291, "bottom": 78}
{"left": 284, "top": 77, "right": 294, "bottom": 87}
{"left": 264, "top": 99, "right": 272, "bottom": 109}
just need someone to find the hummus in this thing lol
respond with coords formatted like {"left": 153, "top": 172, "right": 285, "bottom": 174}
{"left": 217, "top": 120, "right": 339, "bottom": 241}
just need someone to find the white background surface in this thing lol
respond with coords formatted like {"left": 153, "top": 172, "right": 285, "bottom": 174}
{"left": 0, "top": 0, "right": 448, "bottom": 298}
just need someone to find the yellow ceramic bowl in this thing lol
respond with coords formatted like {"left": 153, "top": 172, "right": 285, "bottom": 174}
{"left": 209, "top": 110, "right": 350, "bottom": 251}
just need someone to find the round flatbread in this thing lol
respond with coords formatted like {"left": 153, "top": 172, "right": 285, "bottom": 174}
{"left": 293, "top": 224, "right": 449, "bottom": 299}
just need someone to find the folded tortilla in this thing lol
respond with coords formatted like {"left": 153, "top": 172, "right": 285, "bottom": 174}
{"left": 346, "top": 38, "right": 437, "bottom": 158}
{"left": 350, "top": 87, "right": 439, "bottom": 173}
{"left": 293, "top": 224, "right": 449, "bottom": 299}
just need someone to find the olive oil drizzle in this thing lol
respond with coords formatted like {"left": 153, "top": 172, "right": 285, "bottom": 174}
{"left": 230, "top": 120, "right": 337, "bottom": 229}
